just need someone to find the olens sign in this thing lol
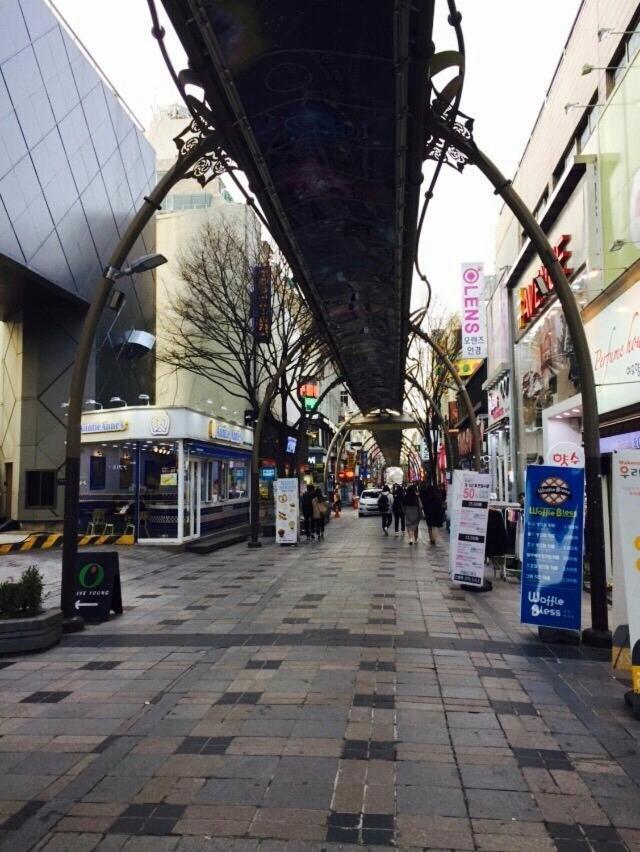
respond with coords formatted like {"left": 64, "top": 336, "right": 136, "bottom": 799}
{"left": 518, "top": 235, "right": 573, "bottom": 330}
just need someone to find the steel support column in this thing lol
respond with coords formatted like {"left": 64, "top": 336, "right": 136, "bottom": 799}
{"left": 437, "top": 121, "right": 610, "bottom": 646}
{"left": 409, "top": 324, "right": 481, "bottom": 472}
{"left": 61, "top": 131, "right": 223, "bottom": 631}
{"left": 406, "top": 373, "right": 455, "bottom": 478}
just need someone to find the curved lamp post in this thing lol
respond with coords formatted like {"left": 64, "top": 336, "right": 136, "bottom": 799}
{"left": 431, "top": 118, "right": 610, "bottom": 647}
{"left": 405, "top": 373, "right": 455, "bottom": 477}
{"left": 61, "top": 130, "right": 228, "bottom": 631}
{"left": 408, "top": 323, "right": 481, "bottom": 472}
{"left": 323, "top": 411, "right": 367, "bottom": 497}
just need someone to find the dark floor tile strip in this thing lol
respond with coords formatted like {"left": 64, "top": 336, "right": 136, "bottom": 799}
{"left": 64, "top": 629, "right": 611, "bottom": 660}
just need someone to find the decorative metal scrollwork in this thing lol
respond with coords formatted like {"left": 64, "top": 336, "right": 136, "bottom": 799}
{"left": 424, "top": 101, "right": 475, "bottom": 173}
{"left": 172, "top": 96, "right": 238, "bottom": 188}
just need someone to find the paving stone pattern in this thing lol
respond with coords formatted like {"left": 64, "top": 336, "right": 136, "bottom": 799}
{"left": 0, "top": 512, "right": 639, "bottom": 851}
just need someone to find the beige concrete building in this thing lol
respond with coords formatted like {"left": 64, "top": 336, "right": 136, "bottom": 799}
{"left": 147, "top": 105, "right": 260, "bottom": 426}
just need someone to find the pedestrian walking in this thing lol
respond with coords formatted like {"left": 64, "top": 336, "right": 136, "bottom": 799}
{"left": 392, "top": 483, "right": 405, "bottom": 536}
{"left": 312, "top": 487, "right": 329, "bottom": 539}
{"left": 332, "top": 487, "right": 342, "bottom": 518}
{"left": 301, "top": 483, "right": 315, "bottom": 540}
{"left": 403, "top": 484, "right": 422, "bottom": 545}
{"left": 419, "top": 483, "right": 444, "bottom": 546}
{"left": 377, "top": 485, "right": 393, "bottom": 536}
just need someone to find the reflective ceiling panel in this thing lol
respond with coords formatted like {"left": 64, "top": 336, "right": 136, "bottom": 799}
{"left": 160, "top": 0, "right": 434, "bottom": 411}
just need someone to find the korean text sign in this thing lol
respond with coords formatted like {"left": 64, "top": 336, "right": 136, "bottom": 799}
{"left": 461, "top": 263, "right": 487, "bottom": 359}
{"left": 449, "top": 470, "right": 491, "bottom": 587}
{"left": 520, "top": 465, "right": 584, "bottom": 631}
{"left": 611, "top": 451, "right": 640, "bottom": 690}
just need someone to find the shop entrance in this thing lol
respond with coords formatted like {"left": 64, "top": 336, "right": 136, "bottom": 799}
{"left": 183, "top": 458, "right": 200, "bottom": 540}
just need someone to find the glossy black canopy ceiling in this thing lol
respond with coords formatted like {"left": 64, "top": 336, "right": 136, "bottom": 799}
{"left": 160, "top": 0, "right": 434, "bottom": 412}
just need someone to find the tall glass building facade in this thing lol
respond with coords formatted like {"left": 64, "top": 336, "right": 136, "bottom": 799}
{"left": 0, "top": 0, "right": 156, "bottom": 527}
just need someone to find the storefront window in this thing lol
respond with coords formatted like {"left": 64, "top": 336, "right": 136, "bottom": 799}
{"left": 516, "top": 305, "right": 580, "bottom": 471}
{"left": 229, "top": 460, "right": 248, "bottom": 498}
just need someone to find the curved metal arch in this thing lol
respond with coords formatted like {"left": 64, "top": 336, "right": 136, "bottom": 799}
{"left": 405, "top": 373, "right": 455, "bottom": 477}
{"left": 408, "top": 322, "right": 481, "bottom": 471}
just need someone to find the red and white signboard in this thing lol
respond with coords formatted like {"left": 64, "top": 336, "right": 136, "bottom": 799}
{"left": 547, "top": 442, "right": 585, "bottom": 468}
{"left": 461, "top": 263, "right": 487, "bottom": 359}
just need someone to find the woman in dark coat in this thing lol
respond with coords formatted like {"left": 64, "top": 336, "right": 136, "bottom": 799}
{"left": 403, "top": 485, "right": 422, "bottom": 546}
{"left": 420, "top": 484, "right": 444, "bottom": 546}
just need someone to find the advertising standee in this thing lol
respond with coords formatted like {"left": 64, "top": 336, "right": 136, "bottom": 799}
{"left": 520, "top": 465, "right": 584, "bottom": 635}
{"left": 274, "top": 478, "right": 299, "bottom": 544}
{"left": 74, "top": 552, "right": 123, "bottom": 622}
{"left": 610, "top": 451, "right": 640, "bottom": 718}
{"left": 449, "top": 470, "right": 491, "bottom": 588}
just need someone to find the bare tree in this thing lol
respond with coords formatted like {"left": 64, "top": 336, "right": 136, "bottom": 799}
{"left": 405, "top": 303, "right": 460, "bottom": 483}
{"left": 159, "top": 222, "right": 333, "bottom": 472}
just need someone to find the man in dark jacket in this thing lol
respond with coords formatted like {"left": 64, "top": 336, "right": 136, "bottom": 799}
{"left": 301, "top": 484, "right": 315, "bottom": 540}
{"left": 378, "top": 486, "right": 393, "bottom": 536}
{"left": 392, "top": 484, "right": 406, "bottom": 536}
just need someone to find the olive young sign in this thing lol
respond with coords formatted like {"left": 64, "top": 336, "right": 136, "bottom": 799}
{"left": 520, "top": 465, "right": 584, "bottom": 631}
{"left": 75, "top": 552, "right": 123, "bottom": 622}
{"left": 461, "top": 263, "right": 487, "bottom": 359}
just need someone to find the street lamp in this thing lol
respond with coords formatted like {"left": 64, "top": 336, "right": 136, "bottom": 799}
{"left": 598, "top": 28, "right": 638, "bottom": 42}
{"left": 104, "top": 253, "right": 167, "bottom": 281}
{"left": 60, "top": 129, "right": 227, "bottom": 633}
{"left": 609, "top": 239, "right": 631, "bottom": 252}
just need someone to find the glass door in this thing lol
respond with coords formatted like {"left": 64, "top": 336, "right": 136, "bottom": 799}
{"left": 183, "top": 458, "right": 200, "bottom": 540}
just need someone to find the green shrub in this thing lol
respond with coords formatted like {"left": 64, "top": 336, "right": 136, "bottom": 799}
{"left": 0, "top": 580, "right": 23, "bottom": 618}
{"left": 0, "top": 566, "right": 44, "bottom": 618}
{"left": 21, "top": 566, "right": 43, "bottom": 615}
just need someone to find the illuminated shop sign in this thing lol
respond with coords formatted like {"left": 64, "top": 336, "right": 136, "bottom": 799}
{"left": 209, "top": 419, "right": 244, "bottom": 444}
{"left": 518, "top": 235, "right": 573, "bottom": 330}
{"left": 81, "top": 421, "right": 127, "bottom": 435}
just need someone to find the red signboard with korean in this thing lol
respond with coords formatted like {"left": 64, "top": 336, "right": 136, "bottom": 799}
{"left": 546, "top": 442, "right": 585, "bottom": 468}
{"left": 518, "top": 235, "right": 573, "bottom": 330}
{"left": 252, "top": 265, "right": 272, "bottom": 342}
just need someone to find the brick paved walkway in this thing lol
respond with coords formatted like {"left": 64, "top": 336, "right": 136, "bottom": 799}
{"left": 1, "top": 510, "right": 639, "bottom": 851}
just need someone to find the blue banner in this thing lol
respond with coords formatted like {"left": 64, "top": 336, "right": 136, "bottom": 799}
{"left": 520, "top": 465, "right": 584, "bottom": 631}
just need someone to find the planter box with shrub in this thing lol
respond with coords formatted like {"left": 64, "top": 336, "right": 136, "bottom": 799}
{"left": 0, "top": 566, "right": 62, "bottom": 654}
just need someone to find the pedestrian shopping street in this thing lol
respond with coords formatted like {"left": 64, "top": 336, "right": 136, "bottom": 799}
{"left": 1, "top": 511, "right": 638, "bottom": 852}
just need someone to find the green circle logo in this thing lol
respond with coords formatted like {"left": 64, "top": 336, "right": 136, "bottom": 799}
{"left": 78, "top": 562, "right": 104, "bottom": 589}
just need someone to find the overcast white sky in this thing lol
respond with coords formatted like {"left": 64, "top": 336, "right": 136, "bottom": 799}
{"left": 54, "top": 0, "right": 582, "bottom": 313}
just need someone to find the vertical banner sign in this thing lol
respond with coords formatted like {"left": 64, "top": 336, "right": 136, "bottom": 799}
{"left": 449, "top": 470, "right": 491, "bottom": 587}
{"left": 461, "top": 263, "right": 487, "bottom": 359}
{"left": 520, "top": 465, "right": 584, "bottom": 631}
{"left": 611, "top": 452, "right": 640, "bottom": 706}
{"left": 274, "top": 478, "right": 299, "bottom": 544}
{"left": 251, "top": 265, "right": 272, "bottom": 343}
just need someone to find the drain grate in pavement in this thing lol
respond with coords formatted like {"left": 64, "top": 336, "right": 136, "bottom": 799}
{"left": 21, "top": 691, "right": 71, "bottom": 704}
{"left": 176, "top": 736, "right": 234, "bottom": 754}
{"left": 108, "top": 803, "right": 185, "bottom": 836}
{"left": 216, "top": 691, "right": 263, "bottom": 705}
{"left": 81, "top": 661, "right": 121, "bottom": 670}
